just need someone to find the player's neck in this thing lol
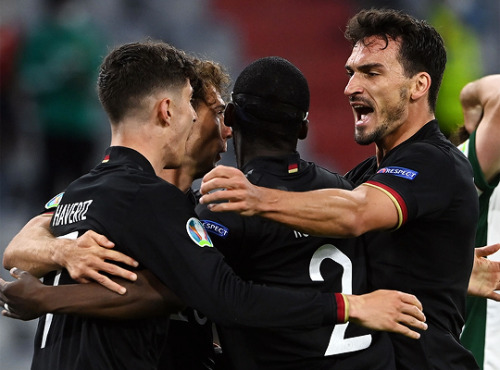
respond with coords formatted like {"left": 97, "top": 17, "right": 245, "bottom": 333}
{"left": 110, "top": 124, "right": 168, "bottom": 175}
{"left": 239, "top": 148, "right": 296, "bottom": 168}
{"left": 376, "top": 109, "right": 435, "bottom": 161}
{"left": 160, "top": 168, "right": 194, "bottom": 192}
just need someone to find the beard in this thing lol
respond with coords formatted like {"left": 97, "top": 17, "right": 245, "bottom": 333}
{"left": 354, "top": 87, "right": 409, "bottom": 146}
{"left": 355, "top": 121, "right": 390, "bottom": 145}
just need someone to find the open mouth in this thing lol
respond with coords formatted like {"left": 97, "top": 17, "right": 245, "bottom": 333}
{"left": 352, "top": 104, "right": 374, "bottom": 123}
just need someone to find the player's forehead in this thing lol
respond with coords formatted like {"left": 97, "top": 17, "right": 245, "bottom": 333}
{"left": 205, "top": 85, "right": 225, "bottom": 106}
{"left": 346, "top": 35, "right": 401, "bottom": 69}
{"left": 211, "top": 90, "right": 225, "bottom": 109}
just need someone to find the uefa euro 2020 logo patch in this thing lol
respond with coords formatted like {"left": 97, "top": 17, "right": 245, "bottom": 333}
{"left": 45, "top": 192, "right": 65, "bottom": 210}
{"left": 186, "top": 217, "right": 214, "bottom": 248}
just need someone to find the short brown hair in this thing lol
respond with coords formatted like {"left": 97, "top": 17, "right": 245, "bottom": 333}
{"left": 191, "top": 59, "right": 231, "bottom": 110}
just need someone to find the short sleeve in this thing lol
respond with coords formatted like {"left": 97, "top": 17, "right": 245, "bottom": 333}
{"left": 364, "top": 142, "right": 457, "bottom": 226}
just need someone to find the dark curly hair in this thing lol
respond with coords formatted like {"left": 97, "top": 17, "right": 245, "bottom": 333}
{"left": 345, "top": 8, "right": 447, "bottom": 112}
{"left": 190, "top": 59, "right": 230, "bottom": 110}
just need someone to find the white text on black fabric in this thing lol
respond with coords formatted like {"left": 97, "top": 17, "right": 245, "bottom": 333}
{"left": 201, "top": 220, "right": 229, "bottom": 239}
{"left": 294, "top": 230, "right": 309, "bottom": 238}
{"left": 376, "top": 166, "right": 418, "bottom": 180}
{"left": 52, "top": 200, "right": 93, "bottom": 226}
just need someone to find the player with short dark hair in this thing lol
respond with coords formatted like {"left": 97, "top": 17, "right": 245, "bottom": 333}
{"left": 4, "top": 55, "right": 233, "bottom": 370}
{"left": 200, "top": 9, "right": 480, "bottom": 370}
{"left": 159, "top": 57, "right": 232, "bottom": 370}
{"left": 1, "top": 40, "right": 427, "bottom": 370}
{"left": 198, "top": 56, "right": 396, "bottom": 369}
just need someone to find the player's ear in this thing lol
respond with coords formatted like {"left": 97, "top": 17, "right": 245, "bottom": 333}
{"left": 411, "top": 72, "right": 431, "bottom": 102}
{"left": 158, "top": 98, "right": 172, "bottom": 126}
{"left": 298, "top": 119, "right": 308, "bottom": 140}
{"left": 224, "top": 102, "right": 236, "bottom": 127}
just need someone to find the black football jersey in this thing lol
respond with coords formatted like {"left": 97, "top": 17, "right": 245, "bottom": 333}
{"left": 32, "top": 147, "right": 340, "bottom": 370}
{"left": 346, "top": 121, "right": 479, "bottom": 370}
{"left": 197, "top": 153, "right": 395, "bottom": 369}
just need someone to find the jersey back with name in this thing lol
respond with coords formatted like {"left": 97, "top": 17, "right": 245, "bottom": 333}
{"left": 197, "top": 155, "right": 395, "bottom": 369}
{"left": 32, "top": 154, "right": 176, "bottom": 370}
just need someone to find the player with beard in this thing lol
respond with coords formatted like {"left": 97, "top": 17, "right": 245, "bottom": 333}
{"left": 199, "top": 9, "right": 481, "bottom": 370}
{"left": 197, "top": 56, "right": 397, "bottom": 369}
{"left": 1, "top": 44, "right": 427, "bottom": 369}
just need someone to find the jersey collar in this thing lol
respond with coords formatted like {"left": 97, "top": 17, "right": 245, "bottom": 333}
{"left": 101, "top": 146, "right": 156, "bottom": 175}
{"left": 242, "top": 152, "right": 302, "bottom": 176}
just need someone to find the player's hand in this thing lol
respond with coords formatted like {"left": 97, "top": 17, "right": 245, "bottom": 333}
{"left": 346, "top": 289, "right": 427, "bottom": 339}
{"left": 199, "top": 165, "right": 263, "bottom": 216}
{"left": 54, "top": 230, "right": 138, "bottom": 294}
{"left": 468, "top": 243, "right": 500, "bottom": 301}
{"left": 0, "top": 268, "right": 46, "bottom": 321}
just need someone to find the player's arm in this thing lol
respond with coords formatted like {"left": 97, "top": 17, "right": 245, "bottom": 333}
{"left": 460, "top": 74, "right": 500, "bottom": 182}
{"left": 3, "top": 214, "right": 139, "bottom": 294}
{"left": 460, "top": 75, "right": 500, "bottom": 301}
{"left": 199, "top": 165, "right": 398, "bottom": 237}
{"left": 142, "top": 199, "right": 426, "bottom": 339}
{"left": 0, "top": 268, "right": 426, "bottom": 340}
{"left": 196, "top": 207, "right": 425, "bottom": 339}
{"left": 0, "top": 268, "right": 184, "bottom": 320}
{"left": 0, "top": 271, "right": 428, "bottom": 341}
{"left": 3, "top": 214, "right": 66, "bottom": 276}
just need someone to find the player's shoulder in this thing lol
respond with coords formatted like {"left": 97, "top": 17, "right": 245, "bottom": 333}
{"left": 405, "top": 137, "right": 451, "bottom": 155}
{"left": 249, "top": 159, "right": 353, "bottom": 191}
{"left": 392, "top": 136, "right": 466, "bottom": 170}
{"left": 196, "top": 201, "right": 243, "bottom": 238}
{"left": 310, "top": 162, "right": 353, "bottom": 190}
{"left": 345, "top": 156, "right": 377, "bottom": 187}
{"left": 96, "top": 167, "right": 191, "bottom": 209}
{"left": 384, "top": 139, "right": 473, "bottom": 188}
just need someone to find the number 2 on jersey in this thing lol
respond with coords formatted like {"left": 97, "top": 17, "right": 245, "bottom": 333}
{"left": 309, "top": 244, "right": 372, "bottom": 356}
